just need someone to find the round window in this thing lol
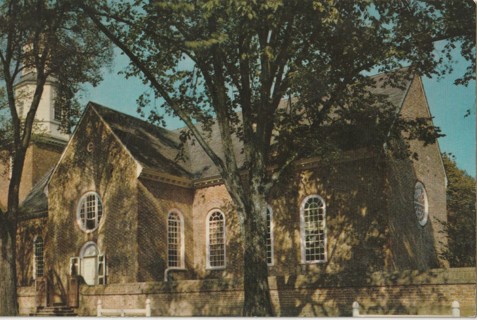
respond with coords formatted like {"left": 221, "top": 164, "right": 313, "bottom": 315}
{"left": 77, "top": 192, "right": 103, "bottom": 232}
{"left": 414, "top": 181, "right": 428, "bottom": 226}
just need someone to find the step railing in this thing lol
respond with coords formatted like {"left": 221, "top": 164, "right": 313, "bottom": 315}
{"left": 352, "top": 301, "right": 460, "bottom": 318}
{"left": 97, "top": 299, "right": 151, "bottom": 317}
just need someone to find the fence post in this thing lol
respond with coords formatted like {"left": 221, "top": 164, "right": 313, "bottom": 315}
{"left": 352, "top": 301, "right": 360, "bottom": 317}
{"left": 97, "top": 300, "right": 102, "bottom": 317}
{"left": 452, "top": 301, "right": 460, "bottom": 317}
{"left": 146, "top": 299, "right": 151, "bottom": 317}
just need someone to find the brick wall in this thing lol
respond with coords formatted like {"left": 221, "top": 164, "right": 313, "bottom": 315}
{"left": 47, "top": 107, "right": 140, "bottom": 295}
{"left": 25, "top": 267, "right": 470, "bottom": 317}
{"left": 16, "top": 217, "right": 48, "bottom": 286}
{"left": 136, "top": 179, "right": 194, "bottom": 281}
{"left": 0, "top": 140, "right": 64, "bottom": 210}
{"left": 385, "top": 76, "right": 448, "bottom": 270}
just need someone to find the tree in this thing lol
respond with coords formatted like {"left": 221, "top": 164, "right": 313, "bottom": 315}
{"left": 440, "top": 153, "right": 476, "bottom": 267}
{"left": 0, "top": 0, "right": 111, "bottom": 315}
{"left": 424, "top": 0, "right": 475, "bottom": 86}
{"left": 81, "top": 0, "right": 454, "bottom": 316}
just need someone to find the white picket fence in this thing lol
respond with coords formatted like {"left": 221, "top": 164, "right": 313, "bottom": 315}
{"left": 97, "top": 299, "right": 151, "bottom": 317}
{"left": 352, "top": 301, "right": 460, "bottom": 318}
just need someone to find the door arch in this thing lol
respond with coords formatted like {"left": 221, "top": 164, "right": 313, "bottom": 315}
{"left": 80, "top": 242, "right": 99, "bottom": 285}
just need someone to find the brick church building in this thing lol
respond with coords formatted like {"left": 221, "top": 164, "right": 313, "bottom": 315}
{"left": 2, "top": 70, "right": 475, "bottom": 316}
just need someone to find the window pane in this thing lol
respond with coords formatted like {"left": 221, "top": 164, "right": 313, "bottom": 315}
{"left": 34, "top": 237, "right": 44, "bottom": 277}
{"left": 303, "top": 196, "right": 326, "bottom": 262}
{"left": 78, "top": 193, "right": 103, "bottom": 231}
{"left": 266, "top": 207, "right": 273, "bottom": 265}
{"left": 168, "top": 212, "right": 182, "bottom": 268}
{"left": 208, "top": 211, "right": 225, "bottom": 268}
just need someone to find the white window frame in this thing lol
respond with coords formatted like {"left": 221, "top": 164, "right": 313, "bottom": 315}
{"left": 8, "top": 156, "right": 13, "bottom": 180}
{"left": 266, "top": 206, "right": 274, "bottom": 266}
{"left": 206, "top": 209, "right": 226, "bottom": 270}
{"left": 167, "top": 209, "right": 185, "bottom": 269}
{"left": 76, "top": 192, "right": 103, "bottom": 232}
{"left": 33, "top": 236, "right": 44, "bottom": 279}
{"left": 98, "top": 254, "right": 107, "bottom": 285}
{"left": 300, "top": 194, "right": 327, "bottom": 264}
{"left": 414, "top": 181, "right": 429, "bottom": 226}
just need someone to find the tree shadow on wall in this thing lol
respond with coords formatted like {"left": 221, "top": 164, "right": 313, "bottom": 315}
{"left": 44, "top": 110, "right": 145, "bottom": 303}
{"left": 16, "top": 218, "right": 47, "bottom": 287}
{"left": 268, "top": 145, "right": 448, "bottom": 316}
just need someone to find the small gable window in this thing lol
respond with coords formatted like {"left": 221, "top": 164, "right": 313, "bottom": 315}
{"left": 414, "top": 181, "right": 429, "bottom": 226}
{"left": 266, "top": 206, "right": 274, "bottom": 266}
{"left": 33, "top": 236, "right": 44, "bottom": 279}
{"left": 206, "top": 210, "right": 226, "bottom": 269}
{"left": 168, "top": 210, "right": 185, "bottom": 268}
{"left": 77, "top": 192, "right": 103, "bottom": 232}
{"left": 300, "top": 195, "right": 327, "bottom": 263}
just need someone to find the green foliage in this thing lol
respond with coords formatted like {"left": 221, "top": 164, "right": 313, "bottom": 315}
{"left": 0, "top": 0, "right": 112, "bottom": 134}
{"left": 0, "top": 1, "right": 112, "bottom": 315}
{"left": 424, "top": 0, "right": 475, "bottom": 85}
{"left": 440, "top": 153, "right": 476, "bottom": 267}
{"left": 83, "top": 0, "right": 467, "bottom": 315}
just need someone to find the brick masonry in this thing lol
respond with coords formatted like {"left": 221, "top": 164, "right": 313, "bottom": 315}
{"left": 17, "top": 267, "right": 476, "bottom": 316}
{"left": 12, "top": 76, "right": 474, "bottom": 316}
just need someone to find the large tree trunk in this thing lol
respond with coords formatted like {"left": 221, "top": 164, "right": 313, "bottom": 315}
{"left": 242, "top": 198, "right": 273, "bottom": 316}
{"left": 0, "top": 217, "right": 18, "bottom": 316}
{"left": 0, "top": 147, "right": 27, "bottom": 316}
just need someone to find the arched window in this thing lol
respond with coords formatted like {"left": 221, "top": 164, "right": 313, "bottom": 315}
{"left": 414, "top": 181, "right": 429, "bottom": 226}
{"left": 300, "top": 195, "right": 327, "bottom": 263}
{"left": 77, "top": 192, "right": 103, "bottom": 232}
{"left": 168, "top": 210, "right": 185, "bottom": 268}
{"left": 266, "top": 206, "right": 274, "bottom": 266}
{"left": 206, "top": 210, "right": 226, "bottom": 269}
{"left": 33, "top": 236, "right": 44, "bottom": 278}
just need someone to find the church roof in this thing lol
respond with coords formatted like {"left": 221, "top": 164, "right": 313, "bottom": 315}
{"left": 18, "top": 167, "right": 52, "bottom": 219}
{"left": 39, "top": 70, "right": 414, "bottom": 195}
{"left": 91, "top": 103, "right": 193, "bottom": 179}
{"left": 92, "top": 72, "right": 412, "bottom": 181}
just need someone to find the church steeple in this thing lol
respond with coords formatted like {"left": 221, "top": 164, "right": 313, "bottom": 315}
{"left": 14, "top": 69, "right": 70, "bottom": 143}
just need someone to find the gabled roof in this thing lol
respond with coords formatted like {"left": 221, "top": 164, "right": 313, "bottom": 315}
{"left": 181, "top": 72, "right": 413, "bottom": 179}
{"left": 88, "top": 71, "right": 413, "bottom": 182}
{"left": 45, "top": 70, "right": 415, "bottom": 191}
{"left": 91, "top": 103, "right": 192, "bottom": 179}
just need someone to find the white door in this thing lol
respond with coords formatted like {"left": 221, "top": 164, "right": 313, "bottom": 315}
{"left": 82, "top": 257, "right": 97, "bottom": 285}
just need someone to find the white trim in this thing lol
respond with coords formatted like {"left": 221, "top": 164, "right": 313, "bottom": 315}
{"left": 300, "top": 194, "right": 327, "bottom": 264}
{"left": 8, "top": 156, "right": 13, "bottom": 180}
{"left": 167, "top": 209, "right": 185, "bottom": 268}
{"left": 205, "top": 209, "right": 226, "bottom": 270}
{"left": 79, "top": 241, "right": 101, "bottom": 286}
{"left": 414, "top": 181, "right": 429, "bottom": 226}
{"left": 266, "top": 206, "right": 274, "bottom": 266}
{"left": 76, "top": 191, "right": 103, "bottom": 233}
{"left": 80, "top": 241, "right": 99, "bottom": 258}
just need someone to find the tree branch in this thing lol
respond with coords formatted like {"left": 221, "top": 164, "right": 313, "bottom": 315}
{"left": 80, "top": 3, "right": 228, "bottom": 175}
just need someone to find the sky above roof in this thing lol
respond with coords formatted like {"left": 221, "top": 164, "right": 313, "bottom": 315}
{"left": 80, "top": 48, "right": 476, "bottom": 177}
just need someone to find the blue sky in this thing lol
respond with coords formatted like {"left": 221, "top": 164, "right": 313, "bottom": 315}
{"left": 80, "top": 49, "right": 476, "bottom": 177}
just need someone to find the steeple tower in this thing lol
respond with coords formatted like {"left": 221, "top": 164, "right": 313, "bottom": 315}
{"left": 14, "top": 69, "right": 70, "bottom": 143}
